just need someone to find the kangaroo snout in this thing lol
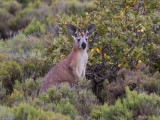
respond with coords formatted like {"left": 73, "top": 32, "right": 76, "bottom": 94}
{"left": 82, "top": 42, "right": 86, "bottom": 49}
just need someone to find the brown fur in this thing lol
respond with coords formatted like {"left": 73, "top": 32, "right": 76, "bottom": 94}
{"left": 40, "top": 43, "right": 84, "bottom": 93}
{"left": 78, "top": 32, "right": 85, "bottom": 37}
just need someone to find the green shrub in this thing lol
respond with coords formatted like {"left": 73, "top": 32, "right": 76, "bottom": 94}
{"left": 50, "top": 0, "right": 96, "bottom": 17}
{"left": 0, "top": 53, "right": 7, "bottom": 62}
{"left": 97, "top": 79, "right": 115, "bottom": 104}
{"left": 38, "top": 92, "right": 50, "bottom": 104}
{"left": 60, "top": 83, "right": 70, "bottom": 97}
{"left": 0, "top": 82, "right": 8, "bottom": 105}
{"left": 55, "top": 99, "right": 78, "bottom": 120}
{"left": 30, "top": 97, "right": 53, "bottom": 111}
{"left": 97, "top": 63, "right": 160, "bottom": 104}
{"left": 24, "top": 18, "right": 46, "bottom": 35}
{"left": 0, "top": 60, "right": 21, "bottom": 92}
{"left": 7, "top": 89, "right": 24, "bottom": 106}
{"left": 90, "top": 109, "right": 102, "bottom": 119}
{"left": 0, "top": 106, "right": 14, "bottom": 120}
{"left": 1, "top": 102, "right": 71, "bottom": 120}
{"left": 9, "top": 7, "right": 39, "bottom": 31}
{"left": 0, "top": 54, "right": 52, "bottom": 94}
{"left": 20, "top": 56, "right": 53, "bottom": 79}
{"left": 48, "top": 87, "right": 62, "bottom": 102}
{"left": 0, "top": 0, "right": 96, "bottom": 38}
{"left": 38, "top": 79, "right": 98, "bottom": 119}
{"left": 44, "top": 35, "right": 72, "bottom": 64}
{"left": 5, "top": 77, "right": 42, "bottom": 106}
{"left": 116, "top": 63, "right": 160, "bottom": 95}
{"left": 0, "top": 8, "right": 12, "bottom": 38}
{"left": 29, "top": 0, "right": 42, "bottom": 8}
{"left": 149, "top": 116, "right": 160, "bottom": 120}
{"left": 17, "top": 0, "right": 29, "bottom": 7}
{"left": 14, "top": 78, "right": 42, "bottom": 97}
{"left": 1, "top": 34, "right": 43, "bottom": 57}
{"left": 60, "top": 79, "right": 98, "bottom": 118}
{"left": 11, "top": 103, "right": 70, "bottom": 120}
{"left": 1, "top": 0, "right": 22, "bottom": 15}
{"left": 91, "top": 87, "right": 160, "bottom": 120}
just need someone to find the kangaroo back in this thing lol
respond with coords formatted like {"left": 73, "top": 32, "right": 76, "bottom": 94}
{"left": 40, "top": 51, "right": 76, "bottom": 93}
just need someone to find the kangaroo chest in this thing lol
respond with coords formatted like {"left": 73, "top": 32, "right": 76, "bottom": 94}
{"left": 77, "top": 51, "right": 88, "bottom": 76}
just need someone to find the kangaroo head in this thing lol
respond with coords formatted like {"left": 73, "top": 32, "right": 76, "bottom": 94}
{"left": 68, "top": 24, "right": 95, "bottom": 50}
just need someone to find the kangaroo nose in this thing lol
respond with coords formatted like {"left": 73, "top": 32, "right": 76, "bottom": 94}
{"left": 82, "top": 42, "right": 86, "bottom": 49}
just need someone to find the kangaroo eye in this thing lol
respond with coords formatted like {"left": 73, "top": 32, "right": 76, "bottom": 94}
{"left": 77, "top": 38, "right": 80, "bottom": 42}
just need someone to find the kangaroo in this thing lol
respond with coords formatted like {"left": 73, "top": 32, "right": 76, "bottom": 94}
{"left": 40, "top": 24, "right": 95, "bottom": 93}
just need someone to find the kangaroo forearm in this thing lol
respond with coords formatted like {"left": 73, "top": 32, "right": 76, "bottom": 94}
{"left": 82, "top": 68, "right": 86, "bottom": 78}
{"left": 71, "top": 67, "right": 80, "bottom": 80}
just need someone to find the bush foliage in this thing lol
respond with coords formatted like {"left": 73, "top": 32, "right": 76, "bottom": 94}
{"left": 91, "top": 87, "right": 160, "bottom": 120}
{"left": 0, "top": 0, "right": 160, "bottom": 120}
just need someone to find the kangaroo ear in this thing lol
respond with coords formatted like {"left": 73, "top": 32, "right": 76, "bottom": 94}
{"left": 86, "top": 24, "right": 95, "bottom": 36}
{"left": 68, "top": 24, "right": 77, "bottom": 37}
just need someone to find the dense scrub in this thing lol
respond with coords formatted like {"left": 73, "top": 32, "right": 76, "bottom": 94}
{"left": 0, "top": 0, "right": 96, "bottom": 38}
{"left": 0, "top": 0, "right": 160, "bottom": 120}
